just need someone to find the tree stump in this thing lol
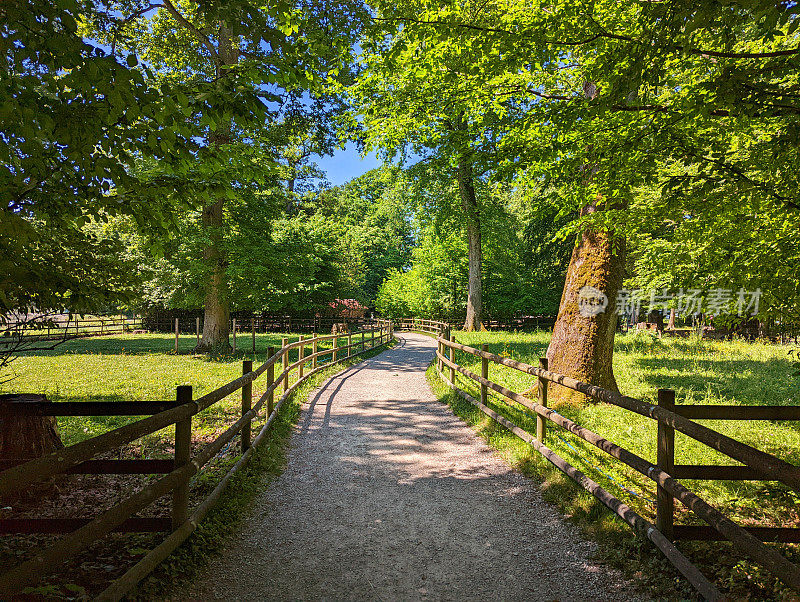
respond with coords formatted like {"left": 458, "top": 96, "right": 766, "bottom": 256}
{"left": 0, "top": 394, "right": 65, "bottom": 501}
{"left": 0, "top": 394, "right": 64, "bottom": 459}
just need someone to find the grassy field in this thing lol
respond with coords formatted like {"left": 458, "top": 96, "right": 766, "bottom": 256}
{"left": 429, "top": 329, "right": 800, "bottom": 599}
{"left": 0, "top": 332, "right": 362, "bottom": 447}
{"left": 0, "top": 331, "right": 389, "bottom": 598}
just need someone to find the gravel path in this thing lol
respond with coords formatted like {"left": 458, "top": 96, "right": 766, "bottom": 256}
{"left": 183, "top": 333, "right": 639, "bottom": 601}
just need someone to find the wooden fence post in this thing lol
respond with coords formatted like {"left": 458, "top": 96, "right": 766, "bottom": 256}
{"left": 437, "top": 328, "right": 442, "bottom": 373}
{"left": 347, "top": 332, "right": 352, "bottom": 358}
{"left": 481, "top": 344, "right": 489, "bottom": 405}
{"left": 312, "top": 333, "right": 318, "bottom": 369}
{"left": 371, "top": 327, "right": 375, "bottom": 349}
{"left": 251, "top": 317, "right": 256, "bottom": 354}
{"left": 333, "top": 336, "right": 339, "bottom": 362}
{"left": 267, "top": 347, "right": 275, "bottom": 416}
{"left": 195, "top": 317, "right": 200, "bottom": 347}
{"left": 657, "top": 388, "right": 676, "bottom": 539}
{"left": 298, "top": 335, "right": 305, "bottom": 379}
{"left": 172, "top": 385, "right": 192, "bottom": 530}
{"left": 443, "top": 327, "right": 451, "bottom": 373}
{"left": 174, "top": 318, "right": 179, "bottom": 354}
{"left": 361, "top": 330, "right": 365, "bottom": 353}
{"left": 241, "top": 360, "right": 252, "bottom": 453}
{"left": 537, "top": 358, "right": 548, "bottom": 443}
{"left": 449, "top": 334, "right": 455, "bottom": 385}
{"left": 282, "top": 337, "right": 289, "bottom": 393}
{"left": 232, "top": 318, "right": 236, "bottom": 354}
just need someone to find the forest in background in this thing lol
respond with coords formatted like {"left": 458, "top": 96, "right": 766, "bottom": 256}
{"left": 4, "top": 0, "right": 800, "bottom": 354}
{"left": 112, "top": 164, "right": 571, "bottom": 324}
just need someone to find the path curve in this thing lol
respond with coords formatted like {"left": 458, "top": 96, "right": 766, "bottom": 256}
{"left": 183, "top": 333, "right": 638, "bottom": 601}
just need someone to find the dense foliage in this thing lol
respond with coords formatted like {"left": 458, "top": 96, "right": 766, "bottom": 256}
{"left": 376, "top": 181, "right": 570, "bottom": 321}
{"left": 5, "top": 0, "right": 800, "bottom": 337}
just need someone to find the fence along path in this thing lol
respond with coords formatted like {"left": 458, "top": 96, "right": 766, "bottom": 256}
{"left": 418, "top": 320, "right": 800, "bottom": 600}
{"left": 0, "top": 322, "right": 393, "bottom": 600}
{"left": 185, "top": 331, "right": 636, "bottom": 600}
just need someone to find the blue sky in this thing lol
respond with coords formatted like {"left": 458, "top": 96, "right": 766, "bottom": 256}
{"left": 315, "top": 143, "right": 383, "bottom": 186}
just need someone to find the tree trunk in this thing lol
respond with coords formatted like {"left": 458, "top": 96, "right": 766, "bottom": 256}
{"left": 1, "top": 394, "right": 64, "bottom": 500}
{"left": 197, "top": 25, "right": 237, "bottom": 353}
{"left": 199, "top": 196, "right": 230, "bottom": 352}
{"left": 667, "top": 308, "right": 676, "bottom": 330}
{"left": 0, "top": 394, "right": 64, "bottom": 459}
{"left": 546, "top": 207, "right": 626, "bottom": 407}
{"left": 457, "top": 156, "right": 483, "bottom": 331}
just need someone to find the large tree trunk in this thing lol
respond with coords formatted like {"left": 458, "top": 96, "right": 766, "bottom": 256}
{"left": 199, "top": 196, "right": 230, "bottom": 352}
{"left": 0, "top": 394, "right": 64, "bottom": 459}
{"left": 546, "top": 206, "right": 626, "bottom": 407}
{"left": 198, "top": 26, "right": 237, "bottom": 353}
{"left": 457, "top": 156, "right": 483, "bottom": 331}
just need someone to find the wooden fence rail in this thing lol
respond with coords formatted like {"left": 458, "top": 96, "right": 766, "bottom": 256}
{"left": 392, "top": 321, "right": 800, "bottom": 599}
{"left": 0, "top": 321, "right": 394, "bottom": 599}
{"left": 0, "top": 316, "right": 145, "bottom": 345}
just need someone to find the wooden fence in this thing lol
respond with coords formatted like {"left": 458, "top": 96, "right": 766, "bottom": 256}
{"left": 145, "top": 314, "right": 373, "bottom": 335}
{"left": 0, "top": 316, "right": 144, "bottom": 345}
{"left": 0, "top": 315, "right": 374, "bottom": 351}
{"left": 393, "top": 321, "right": 800, "bottom": 600}
{"left": 0, "top": 321, "right": 393, "bottom": 599}
{"left": 394, "top": 316, "right": 556, "bottom": 333}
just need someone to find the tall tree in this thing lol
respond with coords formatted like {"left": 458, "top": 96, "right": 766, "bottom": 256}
{"left": 98, "top": 0, "right": 365, "bottom": 350}
{"left": 367, "top": 0, "right": 800, "bottom": 403}
{"left": 346, "top": 15, "right": 521, "bottom": 330}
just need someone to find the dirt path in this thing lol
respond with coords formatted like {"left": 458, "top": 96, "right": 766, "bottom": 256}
{"left": 183, "top": 333, "right": 639, "bottom": 601}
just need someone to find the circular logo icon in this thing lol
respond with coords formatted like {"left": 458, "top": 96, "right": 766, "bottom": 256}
{"left": 577, "top": 286, "right": 608, "bottom": 317}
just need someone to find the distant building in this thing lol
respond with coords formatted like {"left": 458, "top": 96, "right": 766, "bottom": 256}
{"left": 323, "top": 299, "right": 368, "bottom": 319}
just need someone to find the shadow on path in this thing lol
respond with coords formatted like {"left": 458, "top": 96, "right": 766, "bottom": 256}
{"left": 183, "top": 333, "right": 638, "bottom": 601}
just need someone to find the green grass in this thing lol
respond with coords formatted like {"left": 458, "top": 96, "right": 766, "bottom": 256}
{"left": 0, "top": 331, "right": 390, "bottom": 599}
{"left": 429, "top": 329, "right": 800, "bottom": 599}
{"left": 1, "top": 332, "right": 364, "bottom": 449}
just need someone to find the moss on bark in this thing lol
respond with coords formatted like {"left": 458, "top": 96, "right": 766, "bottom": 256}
{"left": 546, "top": 225, "right": 625, "bottom": 407}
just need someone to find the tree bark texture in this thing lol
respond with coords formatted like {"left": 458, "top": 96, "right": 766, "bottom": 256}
{"left": 546, "top": 208, "right": 626, "bottom": 407}
{"left": 457, "top": 156, "right": 483, "bottom": 331}
{"left": 0, "top": 394, "right": 64, "bottom": 459}
{"left": 198, "top": 25, "right": 237, "bottom": 352}
{"left": 199, "top": 196, "right": 230, "bottom": 352}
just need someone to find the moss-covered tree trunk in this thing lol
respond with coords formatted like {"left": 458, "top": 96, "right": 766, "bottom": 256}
{"left": 546, "top": 205, "right": 625, "bottom": 406}
{"left": 457, "top": 155, "right": 483, "bottom": 331}
{"left": 198, "top": 25, "right": 236, "bottom": 353}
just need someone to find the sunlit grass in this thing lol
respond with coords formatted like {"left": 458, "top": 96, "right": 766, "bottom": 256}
{"left": 430, "top": 329, "right": 800, "bottom": 598}
{"left": 0, "top": 332, "right": 364, "bottom": 448}
{"left": 0, "top": 331, "right": 390, "bottom": 599}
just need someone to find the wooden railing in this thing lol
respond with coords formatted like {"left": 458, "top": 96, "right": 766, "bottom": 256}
{"left": 0, "top": 316, "right": 144, "bottom": 345}
{"left": 394, "top": 318, "right": 449, "bottom": 335}
{"left": 435, "top": 334, "right": 800, "bottom": 600}
{"left": 393, "top": 316, "right": 557, "bottom": 333}
{"left": 0, "top": 321, "right": 394, "bottom": 600}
